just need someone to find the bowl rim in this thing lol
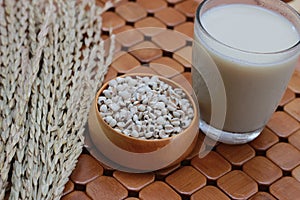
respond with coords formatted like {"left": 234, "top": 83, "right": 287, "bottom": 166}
{"left": 94, "top": 73, "right": 199, "bottom": 143}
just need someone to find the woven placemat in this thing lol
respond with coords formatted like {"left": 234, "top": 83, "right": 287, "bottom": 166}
{"left": 61, "top": 0, "right": 300, "bottom": 199}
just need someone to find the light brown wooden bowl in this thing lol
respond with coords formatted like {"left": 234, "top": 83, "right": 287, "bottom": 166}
{"left": 88, "top": 73, "right": 199, "bottom": 171}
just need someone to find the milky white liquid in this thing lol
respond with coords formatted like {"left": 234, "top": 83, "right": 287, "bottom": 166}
{"left": 202, "top": 5, "right": 299, "bottom": 53}
{"left": 193, "top": 4, "right": 300, "bottom": 132}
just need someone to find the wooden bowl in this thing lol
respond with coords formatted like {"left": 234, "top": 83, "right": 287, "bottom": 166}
{"left": 88, "top": 73, "right": 199, "bottom": 171}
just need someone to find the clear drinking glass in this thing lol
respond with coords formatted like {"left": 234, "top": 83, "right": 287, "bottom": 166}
{"left": 192, "top": 0, "right": 300, "bottom": 144}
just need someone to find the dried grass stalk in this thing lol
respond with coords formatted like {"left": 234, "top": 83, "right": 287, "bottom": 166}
{"left": 9, "top": 0, "right": 53, "bottom": 198}
{"left": 0, "top": 0, "right": 115, "bottom": 199}
{"left": 0, "top": 0, "right": 43, "bottom": 198}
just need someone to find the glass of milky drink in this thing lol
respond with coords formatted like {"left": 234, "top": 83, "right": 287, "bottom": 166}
{"left": 192, "top": 0, "right": 300, "bottom": 144}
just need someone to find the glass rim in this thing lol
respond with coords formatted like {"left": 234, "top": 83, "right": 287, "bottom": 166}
{"left": 196, "top": 0, "right": 300, "bottom": 55}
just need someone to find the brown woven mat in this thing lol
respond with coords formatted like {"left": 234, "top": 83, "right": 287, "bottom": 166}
{"left": 61, "top": 0, "right": 300, "bottom": 199}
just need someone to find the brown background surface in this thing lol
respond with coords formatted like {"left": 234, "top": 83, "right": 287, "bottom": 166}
{"left": 62, "top": 0, "right": 300, "bottom": 199}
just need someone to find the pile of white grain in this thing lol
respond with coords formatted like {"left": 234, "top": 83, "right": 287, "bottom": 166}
{"left": 98, "top": 76, "right": 194, "bottom": 139}
{"left": 0, "top": 0, "right": 114, "bottom": 199}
